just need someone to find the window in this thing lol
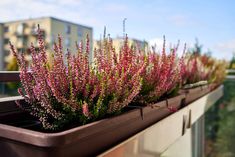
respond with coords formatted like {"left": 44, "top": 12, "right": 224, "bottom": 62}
{"left": 16, "top": 23, "right": 24, "bottom": 34}
{"left": 65, "top": 38, "right": 71, "bottom": 47}
{"left": 4, "top": 26, "right": 9, "bottom": 33}
{"left": 65, "top": 24, "right": 71, "bottom": 34}
{"left": 77, "top": 27, "right": 83, "bottom": 37}
{"left": 4, "top": 50, "right": 9, "bottom": 55}
{"left": 17, "top": 48, "right": 22, "bottom": 53}
{"left": 4, "top": 38, "right": 9, "bottom": 45}
{"left": 31, "top": 23, "right": 37, "bottom": 34}
{"left": 51, "top": 34, "right": 55, "bottom": 44}
{"left": 17, "top": 37, "right": 24, "bottom": 45}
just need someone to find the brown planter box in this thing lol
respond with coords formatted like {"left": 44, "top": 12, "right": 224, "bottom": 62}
{"left": 167, "top": 94, "right": 186, "bottom": 110}
{"left": 141, "top": 94, "right": 185, "bottom": 124}
{"left": 179, "top": 85, "right": 210, "bottom": 105}
{"left": 209, "top": 83, "right": 220, "bottom": 92}
{"left": 0, "top": 95, "right": 185, "bottom": 157}
{"left": 0, "top": 98, "right": 36, "bottom": 125}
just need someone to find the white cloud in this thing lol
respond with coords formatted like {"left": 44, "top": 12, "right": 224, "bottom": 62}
{"left": 0, "top": 0, "right": 99, "bottom": 27}
{"left": 214, "top": 39, "right": 235, "bottom": 52}
{"left": 168, "top": 15, "right": 188, "bottom": 27}
{"left": 211, "top": 39, "right": 235, "bottom": 60}
{"left": 103, "top": 3, "right": 127, "bottom": 13}
{"left": 149, "top": 37, "right": 235, "bottom": 60}
{"left": 149, "top": 37, "right": 164, "bottom": 52}
{"left": 148, "top": 37, "right": 186, "bottom": 56}
{"left": 167, "top": 14, "right": 193, "bottom": 27}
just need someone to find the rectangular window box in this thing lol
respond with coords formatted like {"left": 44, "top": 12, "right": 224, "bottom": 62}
{"left": 0, "top": 85, "right": 222, "bottom": 157}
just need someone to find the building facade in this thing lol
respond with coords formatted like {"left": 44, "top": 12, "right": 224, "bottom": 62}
{"left": 1, "top": 17, "right": 93, "bottom": 70}
{"left": 0, "top": 24, "right": 3, "bottom": 70}
{"left": 113, "top": 37, "right": 148, "bottom": 52}
{"left": 94, "top": 37, "right": 148, "bottom": 52}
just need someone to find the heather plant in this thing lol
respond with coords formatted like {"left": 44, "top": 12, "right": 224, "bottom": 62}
{"left": 182, "top": 53, "right": 211, "bottom": 85}
{"left": 181, "top": 52, "right": 226, "bottom": 88}
{"left": 181, "top": 39, "right": 220, "bottom": 86}
{"left": 199, "top": 54, "right": 217, "bottom": 82}
{"left": 136, "top": 37, "right": 185, "bottom": 104}
{"left": 93, "top": 35, "right": 145, "bottom": 113}
{"left": 210, "top": 59, "right": 226, "bottom": 84}
{"left": 9, "top": 26, "right": 144, "bottom": 131}
{"left": 199, "top": 54, "right": 226, "bottom": 84}
{"left": 9, "top": 25, "right": 224, "bottom": 131}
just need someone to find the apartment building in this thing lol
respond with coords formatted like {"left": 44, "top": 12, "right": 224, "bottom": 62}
{"left": 94, "top": 36, "right": 148, "bottom": 52}
{"left": 1, "top": 17, "right": 93, "bottom": 69}
{"left": 113, "top": 37, "right": 148, "bottom": 52}
{"left": 0, "top": 24, "right": 3, "bottom": 70}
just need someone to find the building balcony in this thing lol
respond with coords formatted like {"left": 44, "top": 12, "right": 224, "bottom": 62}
{"left": 14, "top": 31, "right": 27, "bottom": 37}
{"left": 16, "top": 41, "right": 26, "bottom": 49}
{"left": 31, "top": 29, "right": 45, "bottom": 36}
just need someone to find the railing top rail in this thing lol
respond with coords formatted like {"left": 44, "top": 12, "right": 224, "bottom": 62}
{"left": 0, "top": 71, "right": 20, "bottom": 82}
{"left": 0, "top": 96, "right": 23, "bottom": 103}
{"left": 1, "top": 69, "right": 234, "bottom": 82}
{"left": 227, "top": 69, "right": 235, "bottom": 73}
{"left": 0, "top": 71, "right": 20, "bottom": 73}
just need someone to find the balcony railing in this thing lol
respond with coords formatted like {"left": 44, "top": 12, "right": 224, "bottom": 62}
{"left": 0, "top": 71, "right": 20, "bottom": 82}
{"left": 226, "top": 69, "right": 235, "bottom": 79}
{"left": 0, "top": 71, "right": 20, "bottom": 99}
{"left": 0, "top": 70, "right": 225, "bottom": 157}
{"left": 0, "top": 70, "right": 234, "bottom": 95}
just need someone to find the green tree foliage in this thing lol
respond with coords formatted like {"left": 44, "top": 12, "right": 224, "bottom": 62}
{"left": 205, "top": 80, "right": 235, "bottom": 157}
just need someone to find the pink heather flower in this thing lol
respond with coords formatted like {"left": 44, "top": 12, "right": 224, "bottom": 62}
{"left": 82, "top": 102, "right": 90, "bottom": 117}
{"left": 182, "top": 52, "right": 214, "bottom": 85}
{"left": 11, "top": 25, "right": 190, "bottom": 130}
{"left": 136, "top": 37, "right": 185, "bottom": 104}
{"left": 167, "top": 106, "right": 178, "bottom": 112}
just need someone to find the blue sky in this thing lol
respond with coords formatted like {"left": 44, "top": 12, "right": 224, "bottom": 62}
{"left": 0, "top": 0, "right": 235, "bottom": 60}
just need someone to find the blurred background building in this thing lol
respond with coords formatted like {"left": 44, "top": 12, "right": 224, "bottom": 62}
{"left": 0, "top": 24, "right": 3, "bottom": 71}
{"left": 94, "top": 37, "right": 148, "bottom": 52}
{"left": 0, "top": 17, "right": 93, "bottom": 70}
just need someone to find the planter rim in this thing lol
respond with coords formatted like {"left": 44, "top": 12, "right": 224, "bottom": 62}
{"left": 0, "top": 107, "right": 142, "bottom": 147}
{"left": 179, "top": 84, "right": 208, "bottom": 93}
{"left": 0, "top": 93, "right": 185, "bottom": 148}
{"left": 167, "top": 94, "right": 185, "bottom": 102}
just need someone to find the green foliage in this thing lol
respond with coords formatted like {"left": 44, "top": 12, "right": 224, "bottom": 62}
{"left": 229, "top": 53, "right": 235, "bottom": 69}
{"left": 205, "top": 80, "right": 235, "bottom": 157}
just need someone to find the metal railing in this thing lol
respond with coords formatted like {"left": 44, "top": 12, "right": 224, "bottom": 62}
{"left": 226, "top": 69, "right": 235, "bottom": 73}
{"left": 226, "top": 69, "right": 235, "bottom": 79}
{"left": 0, "top": 69, "right": 234, "bottom": 98}
{"left": 0, "top": 71, "right": 20, "bottom": 98}
{"left": 0, "top": 71, "right": 20, "bottom": 82}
